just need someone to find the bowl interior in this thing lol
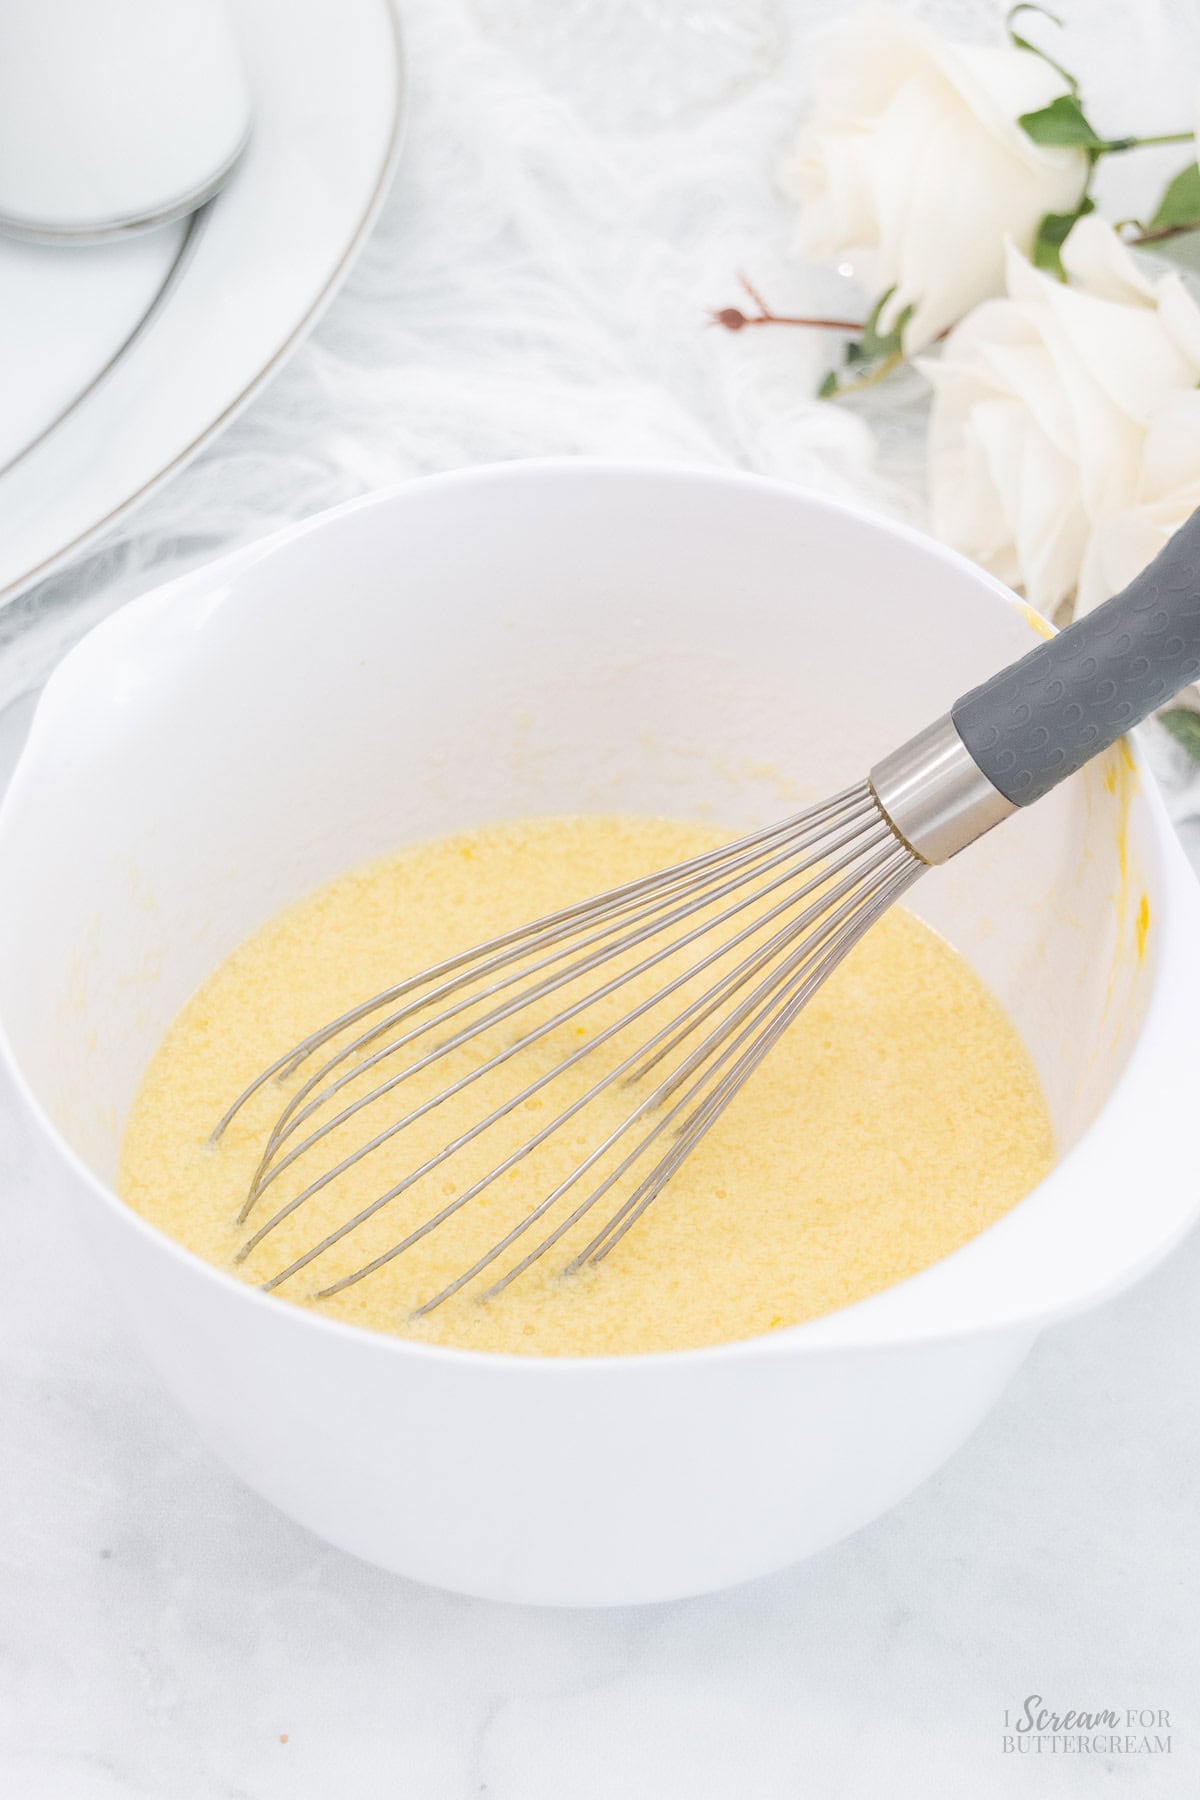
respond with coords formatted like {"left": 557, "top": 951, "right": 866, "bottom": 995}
{"left": 0, "top": 466, "right": 1158, "bottom": 1313}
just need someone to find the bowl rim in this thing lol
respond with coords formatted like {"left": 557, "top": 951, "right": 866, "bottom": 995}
{"left": 3, "top": 455, "right": 1199, "bottom": 1370}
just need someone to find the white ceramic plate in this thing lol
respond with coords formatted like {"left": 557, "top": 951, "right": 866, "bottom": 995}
{"left": 0, "top": 0, "right": 404, "bottom": 606}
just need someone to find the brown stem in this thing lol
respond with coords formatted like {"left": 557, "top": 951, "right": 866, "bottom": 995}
{"left": 1126, "top": 221, "right": 1198, "bottom": 247}
{"left": 711, "top": 309, "right": 866, "bottom": 332}
{"left": 711, "top": 271, "right": 862, "bottom": 335}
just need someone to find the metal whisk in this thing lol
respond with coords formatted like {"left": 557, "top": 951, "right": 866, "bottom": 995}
{"left": 214, "top": 511, "right": 1200, "bottom": 1314}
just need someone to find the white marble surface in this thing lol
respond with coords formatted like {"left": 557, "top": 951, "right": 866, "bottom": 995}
{"left": 3, "top": 1, "right": 1200, "bottom": 1793}
{"left": 3, "top": 1018, "right": 1199, "bottom": 1798}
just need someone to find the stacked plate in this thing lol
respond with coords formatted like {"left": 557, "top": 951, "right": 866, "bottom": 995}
{"left": 0, "top": 0, "right": 405, "bottom": 607}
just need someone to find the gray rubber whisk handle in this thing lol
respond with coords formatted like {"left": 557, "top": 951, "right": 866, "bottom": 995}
{"left": 952, "top": 507, "right": 1200, "bottom": 806}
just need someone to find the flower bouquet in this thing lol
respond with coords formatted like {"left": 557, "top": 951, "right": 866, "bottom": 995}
{"left": 720, "top": 3, "right": 1200, "bottom": 755}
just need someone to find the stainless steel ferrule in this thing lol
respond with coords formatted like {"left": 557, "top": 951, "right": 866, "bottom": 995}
{"left": 869, "top": 714, "right": 1016, "bottom": 865}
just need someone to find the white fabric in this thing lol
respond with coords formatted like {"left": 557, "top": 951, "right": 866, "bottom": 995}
{"left": 3, "top": 0, "right": 1196, "bottom": 707}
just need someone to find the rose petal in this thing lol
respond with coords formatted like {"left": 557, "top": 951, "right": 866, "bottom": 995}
{"left": 807, "top": 5, "right": 933, "bottom": 121}
{"left": 1138, "top": 389, "right": 1200, "bottom": 498}
{"left": 1060, "top": 215, "right": 1157, "bottom": 305}
{"left": 1078, "top": 487, "right": 1200, "bottom": 614}
{"left": 1031, "top": 272, "right": 1195, "bottom": 423}
{"left": 787, "top": 128, "right": 878, "bottom": 258}
{"left": 1155, "top": 271, "right": 1200, "bottom": 371}
{"left": 872, "top": 75, "right": 1085, "bottom": 348}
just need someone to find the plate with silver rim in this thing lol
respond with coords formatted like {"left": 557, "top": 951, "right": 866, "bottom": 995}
{"left": 0, "top": 0, "right": 405, "bottom": 607}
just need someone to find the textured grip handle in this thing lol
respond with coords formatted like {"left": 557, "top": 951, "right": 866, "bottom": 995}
{"left": 952, "top": 509, "right": 1200, "bottom": 806}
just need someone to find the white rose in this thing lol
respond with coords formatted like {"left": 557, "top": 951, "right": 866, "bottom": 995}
{"left": 922, "top": 216, "right": 1200, "bottom": 617}
{"left": 1076, "top": 390, "right": 1200, "bottom": 615}
{"left": 781, "top": 4, "right": 1089, "bottom": 352}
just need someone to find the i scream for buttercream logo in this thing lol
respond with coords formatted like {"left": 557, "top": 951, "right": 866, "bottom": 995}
{"left": 1002, "top": 1696, "right": 1172, "bottom": 1756}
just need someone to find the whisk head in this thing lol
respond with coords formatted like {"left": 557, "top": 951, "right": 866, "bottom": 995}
{"left": 213, "top": 785, "right": 924, "bottom": 1315}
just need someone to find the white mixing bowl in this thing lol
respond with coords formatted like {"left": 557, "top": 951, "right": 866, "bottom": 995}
{"left": 2, "top": 462, "right": 1198, "bottom": 1606}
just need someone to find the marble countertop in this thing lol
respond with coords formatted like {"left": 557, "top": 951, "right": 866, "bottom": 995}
{"left": 2, "top": 2, "right": 1199, "bottom": 1793}
{"left": 3, "top": 961, "right": 1198, "bottom": 1798}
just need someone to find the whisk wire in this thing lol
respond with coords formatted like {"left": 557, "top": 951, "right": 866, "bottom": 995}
{"left": 493, "top": 844, "right": 920, "bottom": 1294}
{"left": 353, "top": 857, "right": 893, "bottom": 1317}
{"left": 242, "top": 798, "right": 865, "bottom": 1183}
{"left": 254, "top": 818, "right": 898, "bottom": 1288}
{"left": 573, "top": 852, "right": 922, "bottom": 1272}
{"left": 239, "top": 797, "right": 890, "bottom": 1227}
{"left": 212, "top": 788, "right": 869, "bottom": 1141}
{"left": 220, "top": 783, "right": 925, "bottom": 1312}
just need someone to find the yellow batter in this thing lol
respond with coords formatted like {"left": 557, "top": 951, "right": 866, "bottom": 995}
{"left": 118, "top": 814, "right": 1054, "bottom": 1356}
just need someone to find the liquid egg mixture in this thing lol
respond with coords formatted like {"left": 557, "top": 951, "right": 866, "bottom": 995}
{"left": 118, "top": 815, "right": 1054, "bottom": 1356}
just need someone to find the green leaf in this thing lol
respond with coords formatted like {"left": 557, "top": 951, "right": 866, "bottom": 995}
{"left": 858, "top": 287, "right": 916, "bottom": 360}
{"left": 1146, "top": 162, "right": 1200, "bottom": 234}
{"left": 1005, "top": 3, "right": 1078, "bottom": 94}
{"left": 1030, "top": 195, "right": 1095, "bottom": 278}
{"left": 1018, "top": 92, "right": 1106, "bottom": 150}
{"left": 1158, "top": 706, "right": 1200, "bottom": 762}
{"left": 1007, "top": 2, "right": 1064, "bottom": 40}
{"left": 819, "top": 286, "right": 918, "bottom": 399}
{"left": 891, "top": 304, "right": 917, "bottom": 350}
